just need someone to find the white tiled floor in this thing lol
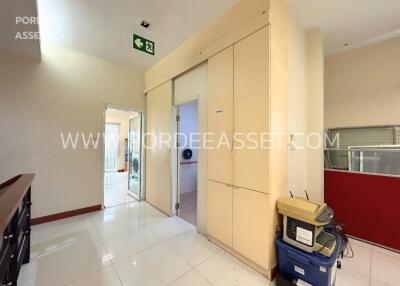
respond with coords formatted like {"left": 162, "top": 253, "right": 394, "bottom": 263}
{"left": 19, "top": 201, "right": 400, "bottom": 286}
{"left": 104, "top": 172, "right": 135, "bottom": 208}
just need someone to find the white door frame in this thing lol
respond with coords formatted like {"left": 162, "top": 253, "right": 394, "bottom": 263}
{"left": 102, "top": 104, "right": 145, "bottom": 209}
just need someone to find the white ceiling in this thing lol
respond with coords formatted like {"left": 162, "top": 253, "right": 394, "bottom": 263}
{"left": 5, "top": 0, "right": 398, "bottom": 66}
{"left": 288, "top": 0, "right": 400, "bottom": 55}
{"left": 37, "top": 0, "right": 238, "bottom": 71}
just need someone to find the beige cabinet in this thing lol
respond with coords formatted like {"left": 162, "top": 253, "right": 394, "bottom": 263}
{"left": 207, "top": 180, "right": 233, "bottom": 247}
{"left": 233, "top": 187, "right": 269, "bottom": 268}
{"left": 207, "top": 47, "right": 234, "bottom": 185}
{"left": 206, "top": 25, "right": 284, "bottom": 279}
{"left": 233, "top": 27, "right": 270, "bottom": 194}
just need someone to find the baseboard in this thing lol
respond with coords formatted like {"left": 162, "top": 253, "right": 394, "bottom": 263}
{"left": 31, "top": 205, "right": 102, "bottom": 225}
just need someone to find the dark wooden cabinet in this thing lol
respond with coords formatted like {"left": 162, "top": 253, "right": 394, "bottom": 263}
{"left": 0, "top": 174, "right": 34, "bottom": 286}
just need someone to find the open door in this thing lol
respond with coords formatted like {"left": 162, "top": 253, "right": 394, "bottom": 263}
{"left": 176, "top": 100, "right": 198, "bottom": 226}
{"left": 103, "top": 108, "right": 141, "bottom": 208}
{"left": 128, "top": 113, "right": 143, "bottom": 200}
{"left": 145, "top": 81, "right": 173, "bottom": 215}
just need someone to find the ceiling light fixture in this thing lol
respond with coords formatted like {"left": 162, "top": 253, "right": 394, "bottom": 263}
{"left": 141, "top": 20, "right": 150, "bottom": 29}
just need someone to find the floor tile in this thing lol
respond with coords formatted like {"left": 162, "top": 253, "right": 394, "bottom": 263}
{"left": 127, "top": 202, "right": 169, "bottom": 225}
{"left": 370, "top": 279, "right": 393, "bottom": 286}
{"left": 168, "top": 270, "right": 211, "bottom": 286}
{"left": 21, "top": 201, "right": 400, "bottom": 286}
{"left": 104, "top": 172, "right": 135, "bottom": 208}
{"left": 340, "top": 239, "right": 371, "bottom": 276}
{"left": 94, "top": 217, "right": 148, "bottom": 241}
{"left": 167, "top": 230, "right": 220, "bottom": 266}
{"left": 113, "top": 243, "right": 191, "bottom": 286}
{"left": 91, "top": 206, "right": 138, "bottom": 227}
{"left": 335, "top": 268, "right": 370, "bottom": 286}
{"left": 102, "top": 227, "right": 162, "bottom": 262}
{"left": 18, "top": 261, "right": 42, "bottom": 286}
{"left": 371, "top": 246, "right": 400, "bottom": 286}
{"left": 104, "top": 191, "right": 135, "bottom": 208}
{"left": 65, "top": 265, "right": 122, "bottom": 286}
{"left": 34, "top": 214, "right": 95, "bottom": 237}
{"left": 35, "top": 241, "right": 111, "bottom": 286}
{"left": 196, "top": 251, "right": 271, "bottom": 286}
{"left": 179, "top": 191, "right": 197, "bottom": 226}
{"left": 348, "top": 237, "right": 372, "bottom": 250}
{"left": 32, "top": 221, "right": 101, "bottom": 261}
{"left": 148, "top": 216, "right": 195, "bottom": 240}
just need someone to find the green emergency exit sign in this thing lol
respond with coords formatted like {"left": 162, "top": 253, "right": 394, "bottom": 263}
{"left": 133, "top": 34, "right": 155, "bottom": 55}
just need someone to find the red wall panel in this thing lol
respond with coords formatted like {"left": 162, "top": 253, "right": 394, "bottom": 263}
{"left": 324, "top": 170, "right": 400, "bottom": 251}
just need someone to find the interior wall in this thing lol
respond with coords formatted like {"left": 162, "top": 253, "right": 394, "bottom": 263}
{"left": 179, "top": 101, "right": 198, "bottom": 194}
{"left": 287, "top": 18, "right": 324, "bottom": 202}
{"left": 287, "top": 10, "right": 307, "bottom": 195}
{"left": 173, "top": 63, "right": 207, "bottom": 234}
{"left": 105, "top": 109, "right": 135, "bottom": 171}
{"left": 325, "top": 36, "right": 400, "bottom": 129}
{"left": 0, "top": 44, "right": 145, "bottom": 218}
{"left": 268, "top": 0, "right": 290, "bottom": 269}
{"left": 306, "top": 29, "right": 324, "bottom": 202}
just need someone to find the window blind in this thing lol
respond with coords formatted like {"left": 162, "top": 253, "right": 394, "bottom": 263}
{"left": 104, "top": 123, "right": 120, "bottom": 171}
{"left": 329, "top": 126, "right": 394, "bottom": 148}
{"left": 327, "top": 126, "right": 396, "bottom": 170}
{"left": 396, "top": 127, "right": 400, "bottom": 145}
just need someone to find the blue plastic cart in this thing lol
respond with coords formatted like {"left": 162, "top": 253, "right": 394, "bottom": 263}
{"left": 276, "top": 236, "right": 342, "bottom": 286}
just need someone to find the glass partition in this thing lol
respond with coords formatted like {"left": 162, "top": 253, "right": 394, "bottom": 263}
{"left": 348, "top": 146, "right": 400, "bottom": 175}
{"left": 325, "top": 125, "right": 400, "bottom": 176}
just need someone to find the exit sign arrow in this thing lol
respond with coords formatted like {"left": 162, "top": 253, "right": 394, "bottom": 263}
{"left": 133, "top": 34, "right": 155, "bottom": 55}
{"left": 134, "top": 38, "right": 144, "bottom": 49}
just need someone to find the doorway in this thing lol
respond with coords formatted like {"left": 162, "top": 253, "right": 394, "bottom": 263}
{"left": 103, "top": 108, "right": 143, "bottom": 208}
{"left": 176, "top": 100, "right": 198, "bottom": 226}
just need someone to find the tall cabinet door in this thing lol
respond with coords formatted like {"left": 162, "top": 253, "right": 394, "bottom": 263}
{"left": 207, "top": 180, "right": 233, "bottom": 247}
{"left": 233, "top": 27, "right": 270, "bottom": 193}
{"left": 207, "top": 47, "right": 234, "bottom": 185}
{"left": 233, "top": 187, "right": 269, "bottom": 268}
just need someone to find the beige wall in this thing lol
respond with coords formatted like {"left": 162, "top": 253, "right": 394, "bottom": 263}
{"left": 0, "top": 44, "right": 145, "bottom": 218}
{"left": 325, "top": 36, "right": 400, "bottom": 128}
{"left": 288, "top": 17, "right": 324, "bottom": 201}
{"left": 288, "top": 11, "right": 307, "bottom": 195}
{"left": 306, "top": 29, "right": 324, "bottom": 202}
